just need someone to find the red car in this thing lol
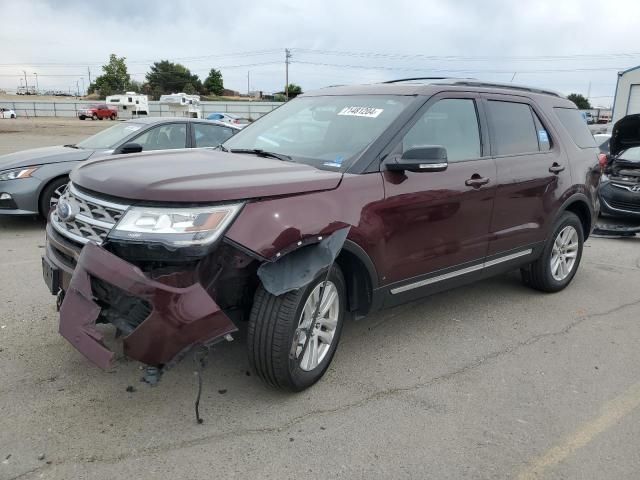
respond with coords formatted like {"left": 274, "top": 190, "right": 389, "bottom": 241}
{"left": 78, "top": 104, "right": 117, "bottom": 121}
{"left": 44, "top": 79, "right": 600, "bottom": 391}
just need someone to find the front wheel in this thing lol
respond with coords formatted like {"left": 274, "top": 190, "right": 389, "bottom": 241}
{"left": 248, "top": 265, "right": 346, "bottom": 391}
{"left": 91, "top": 114, "right": 98, "bottom": 120}
{"left": 110, "top": 114, "right": 116, "bottom": 120}
{"left": 39, "top": 177, "right": 68, "bottom": 217}
{"left": 521, "top": 211, "right": 584, "bottom": 292}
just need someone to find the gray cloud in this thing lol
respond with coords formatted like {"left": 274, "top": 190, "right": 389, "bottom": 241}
{"left": 1, "top": 0, "right": 638, "bottom": 105}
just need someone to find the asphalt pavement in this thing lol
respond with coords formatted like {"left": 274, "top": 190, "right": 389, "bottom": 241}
{"left": 1, "top": 119, "right": 639, "bottom": 479}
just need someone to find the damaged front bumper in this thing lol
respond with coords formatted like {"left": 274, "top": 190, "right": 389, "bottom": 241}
{"left": 46, "top": 233, "right": 237, "bottom": 370}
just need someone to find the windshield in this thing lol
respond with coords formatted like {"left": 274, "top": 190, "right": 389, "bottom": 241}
{"left": 76, "top": 122, "right": 144, "bottom": 149}
{"left": 223, "top": 95, "right": 412, "bottom": 170}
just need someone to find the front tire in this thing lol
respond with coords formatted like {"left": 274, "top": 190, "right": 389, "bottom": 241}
{"left": 521, "top": 211, "right": 584, "bottom": 292}
{"left": 39, "top": 177, "right": 68, "bottom": 218}
{"left": 91, "top": 114, "right": 98, "bottom": 121}
{"left": 248, "top": 265, "right": 346, "bottom": 391}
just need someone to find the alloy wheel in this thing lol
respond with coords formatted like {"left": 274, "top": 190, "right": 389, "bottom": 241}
{"left": 294, "top": 281, "right": 340, "bottom": 371}
{"left": 550, "top": 225, "right": 579, "bottom": 281}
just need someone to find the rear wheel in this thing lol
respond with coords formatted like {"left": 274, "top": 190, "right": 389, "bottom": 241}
{"left": 39, "top": 177, "right": 68, "bottom": 218}
{"left": 521, "top": 211, "right": 584, "bottom": 292}
{"left": 10, "top": 114, "right": 16, "bottom": 119}
{"left": 91, "top": 114, "right": 98, "bottom": 120}
{"left": 79, "top": 115, "right": 86, "bottom": 120}
{"left": 248, "top": 266, "right": 346, "bottom": 391}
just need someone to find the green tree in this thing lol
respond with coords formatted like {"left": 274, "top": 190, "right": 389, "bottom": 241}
{"left": 145, "top": 60, "right": 202, "bottom": 99}
{"left": 88, "top": 54, "right": 131, "bottom": 97}
{"left": 203, "top": 68, "right": 224, "bottom": 96}
{"left": 567, "top": 93, "right": 591, "bottom": 110}
{"left": 285, "top": 83, "right": 303, "bottom": 98}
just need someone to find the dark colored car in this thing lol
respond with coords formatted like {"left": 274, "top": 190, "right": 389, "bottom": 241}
{"left": 78, "top": 104, "right": 118, "bottom": 121}
{"left": 43, "top": 79, "right": 600, "bottom": 391}
{"left": 0, "top": 118, "right": 240, "bottom": 216}
{"left": 599, "top": 114, "right": 640, "bottom": 219}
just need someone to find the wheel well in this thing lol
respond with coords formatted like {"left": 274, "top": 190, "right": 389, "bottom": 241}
{"left": 564, "top": 200, "right": 592, "bottom": 239}
{"left": 38, "top": 174, "right": 69, "bottom": 216}
{"left": 335, "top": 249, "right": 373, "bottom": 317}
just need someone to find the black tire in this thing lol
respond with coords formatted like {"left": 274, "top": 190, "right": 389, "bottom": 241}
{"left": 110, "top": 114, "right": 116, "bottom": 120}
{"left": 521, "top": 211, "right": 584, "bottom": 292}
{"left": 10, "top": 114, "right": 16, "bottom": 119}
{"left": 39, "top": 177, "right": 68, "bottom": 218}
{"left": 92, "top": 114, "right": 98, "bottom": 120}
{"left": 248, "top": 265, "right": 346, "bottom": 391}
{"left": 79, "top": 115, "right": 85, "bottom": 120}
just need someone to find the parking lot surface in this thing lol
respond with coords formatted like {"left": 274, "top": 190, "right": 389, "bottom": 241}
{"left": 1, "top": 121, "right": 640, "bottom": 479}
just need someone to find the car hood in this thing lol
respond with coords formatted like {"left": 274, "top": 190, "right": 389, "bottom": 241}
{"left": 71, "top": 149, "right": 344, "bottom": 202}
{"left": 0, "top": 145, "right": 96, "bottom": 171}
{"left": 610, "top": 114, "right": 640, "bottom": 157}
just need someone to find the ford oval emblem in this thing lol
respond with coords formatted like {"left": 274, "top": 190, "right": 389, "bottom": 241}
{"left": 57, "top": 199, "right": 77, "bottom": 222}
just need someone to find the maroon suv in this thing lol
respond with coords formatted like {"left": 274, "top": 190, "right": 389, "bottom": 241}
{"left": 43, "top": 79, "right": 600, "bottom": 391}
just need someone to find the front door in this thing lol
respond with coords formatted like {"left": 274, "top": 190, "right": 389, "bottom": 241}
{"left": 378, "top": 94, "right": 496, "bottom": 294}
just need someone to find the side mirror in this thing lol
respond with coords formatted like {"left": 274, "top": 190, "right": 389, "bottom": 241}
{"left": 386, "top": 146, "right": 448, "bottom": 172}
{"left": 120, "top": 143, "right": 143, "bottom": 154}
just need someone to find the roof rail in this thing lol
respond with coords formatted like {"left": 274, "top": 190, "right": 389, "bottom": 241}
{"left": 383, "top": 77, "right": 452, "bottom": 84}
{"left": 381, "top": 77, "right": 562, "bottom": 97}
{"left": 448, "top": 80, "right": 562, "bottom": 97}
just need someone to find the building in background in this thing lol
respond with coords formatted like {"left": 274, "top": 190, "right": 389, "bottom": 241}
{"left": 612, "top": 65, "right": 640, "bottom": 124}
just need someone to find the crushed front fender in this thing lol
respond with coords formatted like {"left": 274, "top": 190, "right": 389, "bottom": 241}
{"left": 59, "top": 242, "right": 238, "bottom": 369}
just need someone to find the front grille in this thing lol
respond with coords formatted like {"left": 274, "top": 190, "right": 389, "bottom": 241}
{"left": 608, "top": 199, "right": 640, "bottom": 212}
{"left": 50, "top": 183, "right": 129, "bottom": 245}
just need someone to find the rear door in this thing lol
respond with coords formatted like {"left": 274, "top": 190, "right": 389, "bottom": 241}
{"left": 378, "top": 93, "right": 496, "bottom": 295}
{"left": 482, "top": 94, "right": 571, "bottom": 256}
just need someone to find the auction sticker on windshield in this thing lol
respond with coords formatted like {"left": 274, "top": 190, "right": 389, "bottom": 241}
{"left": 338, "top": 107, "right": 384, "bottom": 118}
{"left": 124, "top": 125, "right": 142, "bottom": 132}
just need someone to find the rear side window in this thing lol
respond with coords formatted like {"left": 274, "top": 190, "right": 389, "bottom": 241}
{"left": 553, "top": 108, "right": 597, "bottom": 148}
{"left": 488, "top": 101, "right": 539, "bottom": 155}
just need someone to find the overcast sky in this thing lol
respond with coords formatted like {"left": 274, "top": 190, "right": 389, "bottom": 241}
{"left": 1, "top": 0, "right": 639, "bottom": 106}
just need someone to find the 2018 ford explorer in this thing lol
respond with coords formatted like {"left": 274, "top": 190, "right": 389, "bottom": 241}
{"left": 43, "top": 79, "right": 601, "bottom": 391}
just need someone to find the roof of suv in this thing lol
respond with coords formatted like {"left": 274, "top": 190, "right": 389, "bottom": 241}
{"left": 303, "top": 78, "right": 574, "bottom": 107}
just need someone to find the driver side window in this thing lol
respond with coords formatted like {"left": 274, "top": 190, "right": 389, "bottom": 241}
{"left": 402, "top": 99, "right": 481, "bottom": 162}
{"left": 133, "top": 123, "right": 187, "bottom": 151}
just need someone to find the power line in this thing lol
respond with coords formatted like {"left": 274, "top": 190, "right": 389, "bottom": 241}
{"left": 0, "top": 49, "right": 282, "bottom": 68}
{"left": 292, "top": 48, "right": 640, "bottom": 62}
{"left": 292, "top": 60, "right": 627, "bottom": 74}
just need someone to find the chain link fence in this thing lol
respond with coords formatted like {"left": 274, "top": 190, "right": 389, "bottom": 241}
{"left": 3, "top": 100, "right": 283, "bottom": 120}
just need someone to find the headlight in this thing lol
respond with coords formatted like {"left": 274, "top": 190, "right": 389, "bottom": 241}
{"left": 0, "top": 167, "right": 38, "bottom": 181}
{"left": 109, "top": 204, "right": 243, "bottom": 247}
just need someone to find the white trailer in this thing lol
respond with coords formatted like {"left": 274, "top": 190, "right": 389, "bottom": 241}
{"left": 105, "top": 92, "right": 149, "bottom": 118}
{"left": 159, "top": 93, "right": 202, "bottom": 118}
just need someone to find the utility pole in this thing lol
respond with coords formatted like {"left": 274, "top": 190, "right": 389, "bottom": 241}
{"left": 285, "top": 48, "right": 291, "bottom": 100}
{"left": 33, "top": 72, "right": 39, "bottom": 94}
{"left": 247, "top": 70, "right": 250, "bottom": 97}
{"left": 76, "top": 80, "right": 80, "bottom": 97}
{"left": 81, "top": 78, "right": 85, "bottom": 96}
{"left": 22, "top": 70, "right": 28, "bottom": 92}
{"left": 587, "top": 81, "right": 592, "bottom": 101}
{"left": 88, "top": 66, "right": 92, "bottom": 85}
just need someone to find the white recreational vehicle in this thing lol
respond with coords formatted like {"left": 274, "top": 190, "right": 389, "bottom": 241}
{"left": 105, "top": 92, "right": 149, "bottom": 118}
{"left": 159, "top": 93, "right": 202, "bottom": 118}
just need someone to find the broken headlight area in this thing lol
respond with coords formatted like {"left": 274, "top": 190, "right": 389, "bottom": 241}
{"left": 58, "top": 239, "right": 259, "bottom": 373}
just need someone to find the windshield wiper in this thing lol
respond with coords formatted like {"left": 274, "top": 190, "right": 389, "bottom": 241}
{"left": 64, "top": 144, "right": 79, "bottom": 149}
{"left": 230, "top": 148, "right": 292, "bottom": 162}
{"left": 215, "top": 143, "right": 229, "bottom": 152}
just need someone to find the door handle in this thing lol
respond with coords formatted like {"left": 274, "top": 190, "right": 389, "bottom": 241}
{"left": 549, "top": 163, "right": 565, "bottom": 174}
{"left": 465, "top": 175, "right": 490, "bottom": 188}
